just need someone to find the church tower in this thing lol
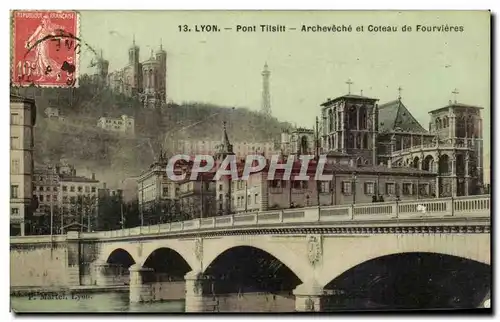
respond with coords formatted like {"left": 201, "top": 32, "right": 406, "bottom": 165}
{"left": 128, "top": 35, "right": 141, "bottom": 95}
{"left": 261, "top": 62, "right": 271, "bottom": 116}
{"left": 155, "top": 39, "right": 168, "bottom": 104}
{"left": 428, "top": 89, "right": 484, "bottom": 196}
{"left": 215, "top": 122, "right": 234, "bottom": 216}
{"left": 95, "top": 49, "right": 109, "bottom": 85}
{"left": 320, "top": 79, "right": 379, "bottom": 165}
{"left": 129, "top": 35, "right": 140, "bottom": 66}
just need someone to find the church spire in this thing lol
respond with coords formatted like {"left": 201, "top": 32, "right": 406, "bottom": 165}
{"left": 217, "top": 121, "right": 233, "bottom": 156}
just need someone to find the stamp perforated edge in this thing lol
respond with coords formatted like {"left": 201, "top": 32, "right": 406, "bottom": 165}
{"left": 10, "top": 10, "right": 81, "bottom": 88}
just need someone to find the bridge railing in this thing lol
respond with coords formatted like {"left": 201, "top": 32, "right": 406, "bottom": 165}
{"left": 11, "top": 195, "right": 491, "bottom": 242}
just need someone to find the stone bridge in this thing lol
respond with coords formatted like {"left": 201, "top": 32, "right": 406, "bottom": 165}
{"left": 10, "top": 195, "right": 491, "bottom": 312}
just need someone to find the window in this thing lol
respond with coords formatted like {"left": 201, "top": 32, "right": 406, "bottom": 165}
{"left": 219, "top": 194, "right": 223, "bottom": 200}
{"left": 53, "top": 195, "right": 57, "bottom": 201}
{"left": 320, "top": 181, "right": 329, "bottom": 193}
{"left": 10, "top": 136, "right": 19, "bottom": 149}
{"left": 419, "top": 183, "right": 430, "bottom": 196}
{"left": 11, "top": 207, "right": 19, "bottom": 215}
{"left": 91, "top": 187, "right": 96, "bottom": 193}
{"left": 403, "top": 183, "right": 412, "bottom": 195}
{"left": 70, "top": 196, "right": 76, "bottom": 203}
{"left": 85, "top": 186, "right": 90, "bottom": 193}
{"left": 63, "top": 196, "right": 68, "bottom": 202}
{"left": 254, "top": 194, "right": 258, "bottom": 204}
{"left": 78, "top": 186, "right": 83, "bottom": 192}
{"left": 70, "top": 186, "right": 75, "bottom": 192}
{"left": 11, "top": 185, "right": 18, "bottom": 198}
{"left": 271, "top": 180, "right": 280, "bottom": 188}
{"left": 386, "top": 183, "right": 396, "bottom": 195}
{"left": 10, "top": 113, "right": 19, "bottom": 124}
{"left": 219, "top": 184, "right": 223, "bottom": 191}
{"left": 341, "top": 181, "right": 352, "bottom": 195}
{"left": 364, "top": 182, "right": 375, "bottom": 195}
{"left": 62, "top": 185, "right": 67, "bottom": 192}
{"left": 39, "top": 195, "right": 44, "bottom": 202}
{"left": 11, "top": 159, "right": 20, "bottom": 174}
{"left": 248, "top": 196, "right": 251, "bottom": 205}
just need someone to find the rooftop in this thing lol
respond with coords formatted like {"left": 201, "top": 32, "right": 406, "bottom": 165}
{"left": 378, "top": 99, "right": 428, "bottom": 134}
{"left": 163, "top": 158, "right": 436, "bottom": 181}
{"left": 321, "top": 94, "right": 379, "bottom": 107}
{"left": 429, "top": 102, "right": 484, "bottom": 114}
{"left": 59, "top": 174, "right": 99, "bottom": 183}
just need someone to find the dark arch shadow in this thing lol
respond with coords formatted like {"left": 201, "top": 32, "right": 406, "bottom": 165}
{"left": 143, "top": 247, "right": 192, "bottom": 282}
{"left": 105, "top": 248, "right": 136, "bottom": 285}
{"left": 322, "top": 252, "right": 490, "bottom": 311}
{"left": 107, "top": 248, "right": 136, "bottom": 268}
{"left": 204, "top": 246, "right": 302, "bottom": 295}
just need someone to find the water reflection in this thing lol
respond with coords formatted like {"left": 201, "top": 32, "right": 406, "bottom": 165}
{"left": 11, "top": 292, "right": 185, "bottom": 313}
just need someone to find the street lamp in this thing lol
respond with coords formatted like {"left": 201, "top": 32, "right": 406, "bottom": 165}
{"left": 352, "top": 172, "right": 358, "bottom": 205}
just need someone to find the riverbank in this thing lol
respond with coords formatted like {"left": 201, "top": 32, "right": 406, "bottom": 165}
{"left": 11, "top": 285, "right": 129, "bottom": 296}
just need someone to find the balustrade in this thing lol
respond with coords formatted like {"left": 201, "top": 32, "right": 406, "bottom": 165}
{"left": 10, "top": 195, "right": 490, "bottom": 243}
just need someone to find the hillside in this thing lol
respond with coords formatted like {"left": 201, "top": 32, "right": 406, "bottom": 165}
{"left": 14, "top": 75, "right": 291, "bottom": 188}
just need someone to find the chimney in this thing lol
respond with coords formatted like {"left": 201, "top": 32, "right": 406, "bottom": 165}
{"left": 92, "top": 173, "right": 96, "bottom": 180}
{"left": 387, "top": 159, "right": 392, "bottom": 168}
{"left": 72, "top": 168, "right": 76, "bottom": 176}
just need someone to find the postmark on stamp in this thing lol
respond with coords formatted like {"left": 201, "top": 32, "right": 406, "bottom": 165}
{"left": 12, "top": 10, "right": 79, "bottom": 87}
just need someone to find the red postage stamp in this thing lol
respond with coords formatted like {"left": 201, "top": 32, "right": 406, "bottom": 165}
{"left": 11, "top": 10, "right": 79, "bottom": 87}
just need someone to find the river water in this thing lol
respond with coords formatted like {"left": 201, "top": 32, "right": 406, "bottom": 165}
{"left": 11, "top": 291, "right": 296, "bottom": 313}
{"left": 11, "top": 292, "right": 185, "bottom": 313}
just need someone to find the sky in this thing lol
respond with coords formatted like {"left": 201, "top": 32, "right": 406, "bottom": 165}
{"left": 78, "top": 10, "right": 491, "bottom": 152}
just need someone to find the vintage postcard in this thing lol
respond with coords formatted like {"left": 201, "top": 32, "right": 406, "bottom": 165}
{"left": 9, "top": 10, "right": 491, "bottom": 313}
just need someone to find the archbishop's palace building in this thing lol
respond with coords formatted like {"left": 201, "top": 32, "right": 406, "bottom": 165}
{"left": 280, "top": 91, "right": 484, "bottom": 198}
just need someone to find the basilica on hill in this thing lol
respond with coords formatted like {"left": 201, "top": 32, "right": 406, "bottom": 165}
{"left": 93, "top": 36, "right": 167, "bottom": 108}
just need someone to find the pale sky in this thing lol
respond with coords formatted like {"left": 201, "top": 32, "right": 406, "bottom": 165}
{"left": 78, "top": 11, "right": 490, "bottom": 150}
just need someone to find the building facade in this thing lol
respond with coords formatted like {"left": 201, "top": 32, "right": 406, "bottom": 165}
{"left": 59, "top": 171, "right": 100, "bottom": 232}
{"left": 227, "top": 161, "right": 436, "bottom": 213}
{"left": 97, "top": 115, "right": 135, "bottom": 136}
{"left": 280, "top": 127, "right": 315, "bottom": 156}
{"left": 32, "top": 161, "right": 100, "bottom": 233}
{"left": 10, "top": 94, "right": 36, "bottom": 236}
{"left": 172, "top": 139, "right": 275, "bottom": 159}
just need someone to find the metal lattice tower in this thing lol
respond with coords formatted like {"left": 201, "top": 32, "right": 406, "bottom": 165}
{"left": 261, "top": 62, "right": 271, "bottom": 116}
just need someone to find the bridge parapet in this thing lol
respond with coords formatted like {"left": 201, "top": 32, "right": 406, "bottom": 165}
{"left": 10, "top": 195, "right": 490, "bottom": 243}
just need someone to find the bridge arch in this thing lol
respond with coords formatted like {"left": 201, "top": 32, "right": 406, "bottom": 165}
{"left": 139, "top": 241, "right": 198, "bottom": 270}
{"left": 202, "top": 245, "right": 303, "bottom": 295}
{"left": 106, "top": 248, "right": 136, "bottom": 267}
{"left": 202, "top": 239, "right": 310, "bottom": 285}
{"left": 100, "top": 244, "right": 139, "bottom": 265}
{"left": 321, "top": 252, "right": 490, "bottom": 310}
{"left": 142, "top": 247, "right": 193, "bottom": 281}
{"left": 317, "top": 233, "right": 490, "bottom": 288}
